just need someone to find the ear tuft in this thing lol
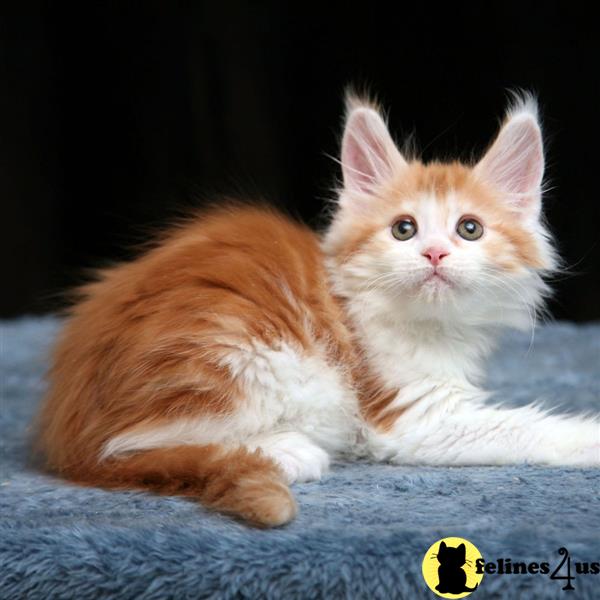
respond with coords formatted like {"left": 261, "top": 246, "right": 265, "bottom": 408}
{"left": 344, "top": 89, "right": 383, "bottom": 116}
{"left": 340, "top": 92, "right": 406, "bottom": 196}
{"left": 505, "top": 89, "right": 540, "bottom": 123}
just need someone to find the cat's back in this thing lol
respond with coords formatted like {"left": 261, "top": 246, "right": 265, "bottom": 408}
{"left": 70, "top": 204, "right": 328, "bottom": 334}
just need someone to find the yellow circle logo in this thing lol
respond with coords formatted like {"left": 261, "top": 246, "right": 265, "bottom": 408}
{"left": 422, "top": 537, "right": 484, "bottom": 598}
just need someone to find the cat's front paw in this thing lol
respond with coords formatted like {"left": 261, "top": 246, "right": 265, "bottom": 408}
{"left": 549, "top": 431, "right": 600, "bottom": 467}
{"left": 566, "top": 442, "right": 600, "bottom": 467}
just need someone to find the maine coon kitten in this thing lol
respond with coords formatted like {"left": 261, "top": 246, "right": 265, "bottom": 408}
{"left": 37, "top": 93, "right": 599, "bottom": 527}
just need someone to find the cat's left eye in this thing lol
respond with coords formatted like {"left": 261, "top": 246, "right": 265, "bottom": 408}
{"left": 456, "top": 217, "right": 484, "bottom": 241}
{"left": 391, "top": 217, "right": 417, "bottom": 241}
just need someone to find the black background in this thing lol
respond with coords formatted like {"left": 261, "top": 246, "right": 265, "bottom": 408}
{"left": 2, "top": 2, "right": 599, "bottom": 320}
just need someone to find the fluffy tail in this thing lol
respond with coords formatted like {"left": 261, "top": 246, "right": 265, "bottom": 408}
{"left": 77, "top": 445, "right": 296, "bottom": 527}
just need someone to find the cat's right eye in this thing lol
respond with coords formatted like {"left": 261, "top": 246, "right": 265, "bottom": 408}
{"left": 391, "top": 217, "right": 417, "bottom": 241}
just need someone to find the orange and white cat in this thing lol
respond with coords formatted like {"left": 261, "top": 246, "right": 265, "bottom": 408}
{"left": 37, "top": 93, "right": 599, "bottom": 527}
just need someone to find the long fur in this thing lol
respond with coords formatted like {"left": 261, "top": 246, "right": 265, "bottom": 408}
{"left": 36, "top": 94, "right": 599, "bottom": 527}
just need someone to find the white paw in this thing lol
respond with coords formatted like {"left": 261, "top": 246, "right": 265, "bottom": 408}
{"left": 249, "top": 432, "right": 330, "bottom": 484}
{"left": 567, "top": 442, "right": 600, "bottom": 467}
{"left": 271, "top": 443, "right": 330, "bottom": 484}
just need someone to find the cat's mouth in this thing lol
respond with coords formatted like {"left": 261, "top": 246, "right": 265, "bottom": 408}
{"left": 422, "top": 269, "right": 454, "bottom": 287}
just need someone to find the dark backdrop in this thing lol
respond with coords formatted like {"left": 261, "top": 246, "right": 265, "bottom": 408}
{"left": 2, "top": 2, "right": 599, "bottom": 320}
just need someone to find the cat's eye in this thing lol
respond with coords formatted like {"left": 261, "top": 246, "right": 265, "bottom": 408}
{"left": 456, "top": 217, "right": 484, "bottom": 241}
{"left": 391, "top": 217, "right": 417, "bottom": 241}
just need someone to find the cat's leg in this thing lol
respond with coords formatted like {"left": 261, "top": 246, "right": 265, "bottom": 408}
{"left": 246, "top": 431, "right": 331, "bottom": 483}
{"left": 367, "top": 388, "right": 599, "bottom": 466}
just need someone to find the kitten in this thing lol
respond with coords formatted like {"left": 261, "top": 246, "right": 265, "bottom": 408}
{"left": 435, "top": 541, "right": 478, "bottom": 594}
{"left": 36, "top": 92, "right": 599, "bottom": 527}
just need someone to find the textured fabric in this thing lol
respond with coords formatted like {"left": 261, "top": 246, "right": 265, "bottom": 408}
{"left": 1, "top": 317, "right": 598, "bottom": 599}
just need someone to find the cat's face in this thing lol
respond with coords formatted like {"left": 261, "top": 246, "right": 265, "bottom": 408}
{"left": 324, "top": 95, "right": 556, "bottom": 329}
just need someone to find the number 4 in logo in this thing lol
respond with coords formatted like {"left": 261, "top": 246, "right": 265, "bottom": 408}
{"left": 550, "top": 548, "right": 575, "bottom": 591}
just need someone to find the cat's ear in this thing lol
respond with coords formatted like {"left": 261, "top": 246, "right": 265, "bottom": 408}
{"left": 440, "top": 541, "right": 447, "bottom": 550}
{"left": 475, "top": 93, "right": 544, "bottom": 217}
{"left": 341, "top": 96, "right": 407, "bottom": 197}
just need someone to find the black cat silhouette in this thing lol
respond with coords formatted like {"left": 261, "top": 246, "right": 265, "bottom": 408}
{"left": 435, "top": 541, "right": 478, "bottom": 594}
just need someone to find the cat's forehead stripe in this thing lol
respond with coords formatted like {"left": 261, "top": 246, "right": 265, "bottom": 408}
{"left": 387, "top": 161, "right": 494, "bottom": 206}
{"left": 409, "top": 161, "right": 472, "bottom": 195}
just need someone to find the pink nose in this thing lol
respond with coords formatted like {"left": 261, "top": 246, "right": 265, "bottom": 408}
{"left": 422, "top": 247, "right": 449, "bottom": 266}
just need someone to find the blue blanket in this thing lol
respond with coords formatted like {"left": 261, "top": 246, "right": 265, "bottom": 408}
{"left": 1, "top": 317, "right": 599, "bottom": 599}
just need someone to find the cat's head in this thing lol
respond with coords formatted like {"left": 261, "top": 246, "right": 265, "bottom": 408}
{"left": 323, "top": 93, "right": 556, "bottom": 331}
{"left": 437, "top": 541, "right": 466, "bottom": 567}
